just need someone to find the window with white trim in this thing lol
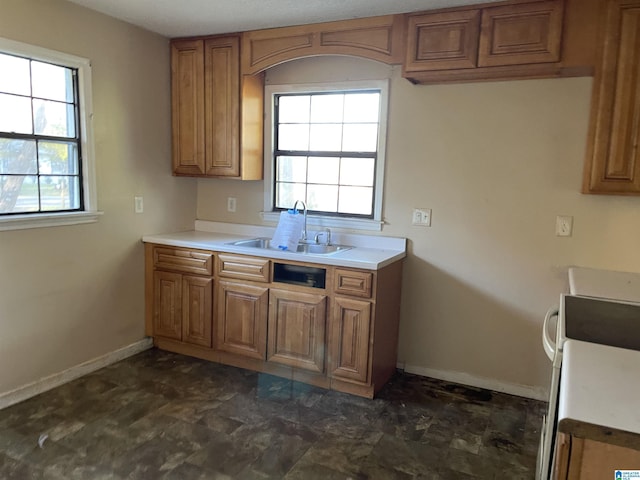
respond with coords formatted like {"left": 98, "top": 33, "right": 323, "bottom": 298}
{"left": 0, "top": 37, "right": 98, "bottom": 231}
{"left": 264, "top": 81, "right": 388, "bottom": 231}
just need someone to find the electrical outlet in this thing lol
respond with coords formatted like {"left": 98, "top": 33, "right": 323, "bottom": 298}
{"left": 412, "top": 208, "right": 431, "bottom": 227}
{"left": 134, "top": 195, "right": 143, "bottom": 214}
{"left": 227, "top": 197, "right": 237, "bottom": 213}
{"left": 556, "top": 215, "right": 573, "bottom": 237}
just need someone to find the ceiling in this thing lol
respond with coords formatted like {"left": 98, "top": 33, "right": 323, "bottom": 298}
{"left": 65, "top": 0, "right": 501, "bottom": 38}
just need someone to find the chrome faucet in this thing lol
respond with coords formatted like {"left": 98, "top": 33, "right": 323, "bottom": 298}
{"left": 314, "top": 228, "right": 332, "bottom": 246}
{"left": 292, "top": 200, "right": 308, "bottom": 242}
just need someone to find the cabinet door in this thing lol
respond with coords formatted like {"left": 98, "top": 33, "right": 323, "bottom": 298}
{"left": 478, "top": 0, "right": 564, "bottom": 67}
{"left": 215, "top": 281, "right": 268, "bottom": 359}
{"left": 329, "top": 297, "right": 372, "bottom": 384}
{"left": 267, "top": 289, "right": 327, "bottom": 373}
{"left": 584, "top": 0, "right": 640, "bottom": 194}
{"left": 404, "top": 10, "right": 481, "bottom": 72}
{"left": 204, "top": 36, "right": 240, "bottom": 177}
{"left": 182, "top": 276, "right": 213, "bottom": 347}
{"left": 153, "top": 270, "right": 182, "bottom": 340}
{"left": 171, "top": 39, "right": 205, "bottom": 175}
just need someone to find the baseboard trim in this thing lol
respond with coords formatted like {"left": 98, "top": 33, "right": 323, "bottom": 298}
{"left": 398, "top": 363, "right": 548, "bottom": 401}
{"left": 0, "top": 338, "right": 153, "bottom": 410}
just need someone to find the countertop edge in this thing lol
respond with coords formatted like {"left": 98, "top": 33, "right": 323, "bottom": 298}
{"left": 558, "top": 419, "right": 640, "bottom": 451}
{"left": 142, "top": 231, "right": 406, "bottom": 270}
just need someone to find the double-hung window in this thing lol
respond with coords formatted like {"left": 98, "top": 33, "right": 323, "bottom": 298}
{"left": 265, "top": 81, "right": 388, "bottom": 231}
{"left": 0, "top": 37, "right": 97, "bottom": 230}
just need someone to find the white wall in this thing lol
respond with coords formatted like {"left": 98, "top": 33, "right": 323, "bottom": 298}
{"left": 0, "top": 0, "right": 197, "bottom": 395}
{"left": 197, "top": 56, "right": 640, "bottom": 397}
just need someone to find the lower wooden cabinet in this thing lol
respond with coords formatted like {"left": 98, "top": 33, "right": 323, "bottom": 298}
{"left": 215, "top": 280, "right": 268, "bottom": 359}
{"left": 145, "top": 243, "right": 403, "bottom": 398}
{"left": 152, "top": 270, "right": 213, "bottom": 347}
{"left": 153, "top": 270, "right": 183, "bottom": 341}
{"left": 267, "top": 289, "right": 327, "bottom": 373}
{"left": 554, "top": 432, "right": 640, "bottom": 479}
{"left": 329, "top": 297, "right": 372, "bottom": 384}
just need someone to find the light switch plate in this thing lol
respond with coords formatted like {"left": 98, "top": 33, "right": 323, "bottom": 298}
{"left": 556, "top": 215, "right": 573, "bottom": 237}
{"left": 412, "top": 208, "right": 431, "bottom": 227}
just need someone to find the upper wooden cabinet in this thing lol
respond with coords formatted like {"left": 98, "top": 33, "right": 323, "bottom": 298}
{"left": 241, "top": 15, "right": 404, "bottom": 75}
{"left": 478, "top": 0, "right": 564, "bottom": 67}
{"left": 583, "top": 0, "right": 640, "bottom": 195}
{"left": 171, "top": 36, "right": 263, "bottom": 179}
{"left": 404, "top": 0, "right": 568, "bottom": 83}
{"left": 404, "top": 10, "right": 481, "bottom": 72}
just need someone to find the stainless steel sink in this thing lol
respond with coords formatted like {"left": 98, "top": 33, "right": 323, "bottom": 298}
{"left": 227, "top": 238, "right": 352, "bottom": 255}
{"left": 563, "top": 295, "right": 640, "bottom": 351}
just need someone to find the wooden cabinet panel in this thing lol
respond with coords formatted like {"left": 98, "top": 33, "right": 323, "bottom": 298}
{"left": 478, "top": 0, "right": 564, "bottom": 67}
{"left": 171, "top": 39, "right": 205, "bottom": 175}
{"left": 330, "top": 297, "right": 372, "bottom": 384}
{"left": 242, "top": 15, "right": 403, "bottom": 75}
{"left": 182, "top": 276, "right": 213, "bottom": 347}
{"left": 153, "top": 246, "right": 213, "bottom": 275}
{"left": 153, "top": 270, "right": 182, "bottom": 340}
{"left": 584, "top": 0, "right": 640, "bottom": 194}
{"left": 170, "top": 36, "right": 263, "bottom": 179}
{"left": 204, "top": 37, "right": 240, "bottom": 176}
{"left": 555, "top": 435, "right": 640, "bottom": 479}
{"left": 215, "top": 281, "right": 268, "bottom": 359}
{"left": 217, "top": 254, "right": 270, "bottom": 282}
{"left": 404, "top": 10, "right": 481, "bottom": 72}
{"left": 267, "top": 289, "right": 327, "bottom": 373}
{"left": 334, "top": 269, "right": 373, "bottom": 298}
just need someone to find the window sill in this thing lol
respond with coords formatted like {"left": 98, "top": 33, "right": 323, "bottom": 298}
{"left": 260, "top": 211, "right": 383, "bottom": 232}
{"left": 0, "top": 211, "right": 103, "bottom": 232}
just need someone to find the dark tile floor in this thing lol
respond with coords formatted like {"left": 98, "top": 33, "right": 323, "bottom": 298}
{"left": 0, "top": 348, "right": 545, "bottom": 479}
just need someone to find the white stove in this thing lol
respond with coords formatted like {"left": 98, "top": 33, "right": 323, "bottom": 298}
{"left": 536, "top": 267, "right": 640, "bottom": 480}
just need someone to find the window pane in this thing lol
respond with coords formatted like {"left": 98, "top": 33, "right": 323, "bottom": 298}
{"left": 40, "top": 175, "right": 80, "bottom": 211}
{"left": 307, "top": 184, "right": 338, "bottom": 212}
{"left": 0, "top": 139, "right": 37, "bottom": 174}
{"left": 278, "top": 95, "right": 310, "bottom": 123}
{"left": 0, "top": 175, "right": 39, "bottom": 213}
{"left": 275, "top": 182, "right": 306, "bottom": 209}
{"left": 308, "top": 157, "right": 339, "bottom": 185}
{"left": 38, "top": 141, "right": 78, "bottom": 175}
{"left": 342, "top": 124, "right": 378, "bottom": 152}
{"left": 32, "top": 61, "right": 74, "bottom": 103}
{"left": 340, "top": 157, "right": 374, "bottom": 187}
{"left": 0, "top": 93, "right": 32, "bottom": 134}
{"left": 0, "top": 54, "right": 30, "bottom": 96}
{"left": 310, "top": 94, "right": 344, "bottom": 123}
{"left": 344, "top": 93, "right": 380, "bottom": 123}
{"left": 309, "top": 124, "right": 342, "bottom": 151}
{"left": 338, "top": 186, "right": 373, "bottom": 215}
{"left": 276, "top": 156, "right": 307, "bottom": 183}
{"left": 33, "top": 99, "right": 75, "bottom": 138}
{"left": 278, "top": 124, "right": 309, "bottom": 151}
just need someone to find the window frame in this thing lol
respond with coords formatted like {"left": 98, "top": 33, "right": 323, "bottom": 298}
{"left": 263, "top": 80, "right": 388, "bottom": 232}
{"left": 0, "top": 37, "right": 99, "bottom": 231}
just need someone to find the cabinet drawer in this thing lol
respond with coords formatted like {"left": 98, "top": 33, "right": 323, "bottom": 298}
{"left": 334, "top": 269, "right": 373, "bottom": 298}
{"left": 217, "top": 254, "right": 270, "bottom": 282}
{"left": 153, "top": 247, "right": 213, "bottom": 275}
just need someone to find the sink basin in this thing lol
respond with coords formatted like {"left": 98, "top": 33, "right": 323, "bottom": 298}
{"left": 227, "top": 237, "right": 352, "bottom": 256}
{"left": 563, "top": 295, "right": 640, "bottom": 351}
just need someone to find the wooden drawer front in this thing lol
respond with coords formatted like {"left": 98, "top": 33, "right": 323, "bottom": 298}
{"left": 334, "top": 269, "right": 373, "bottom": 298}
{"left": 478, "top": 0, "right": 563, "bottom": 67}
{"left": 153, "top": 247, "right": 213, "bottom": 275}
{"left": 217, "top": 254, "right": 270, "bottom": 282}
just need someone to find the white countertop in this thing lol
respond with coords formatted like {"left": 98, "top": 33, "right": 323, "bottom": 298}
{"left": 569, "top": 267, "right": 640, "bottom": 304}
{"left": 558, "top": 339, "right": 640, "bottom": 447}
{"left": 142, "top": 221, "right": 407, "bottom": 270}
